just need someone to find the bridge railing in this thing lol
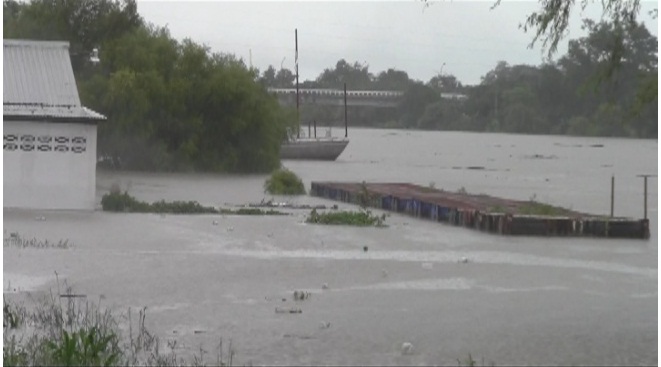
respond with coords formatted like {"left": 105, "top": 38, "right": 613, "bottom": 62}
{"left": 267, "top": 88, "right": 404, "bottom": 99}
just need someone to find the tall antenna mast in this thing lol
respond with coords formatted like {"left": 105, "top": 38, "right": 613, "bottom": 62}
{"left": 295, "top": 29, "right": 300, "bottom": 139}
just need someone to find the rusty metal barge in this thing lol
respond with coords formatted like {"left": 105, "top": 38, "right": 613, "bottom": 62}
{"left": 310, "top": 182, "right": 650, "bottom": 239}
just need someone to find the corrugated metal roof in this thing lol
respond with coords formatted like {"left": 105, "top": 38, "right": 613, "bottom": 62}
{"left": 3, "top": 104, "right": 106, "bottom": 121}
{"left": 3, "top": 39, "right": 105, "bottom": 121}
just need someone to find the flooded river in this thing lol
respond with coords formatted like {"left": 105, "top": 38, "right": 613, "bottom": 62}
{"left": 4, "top": 129, "right": 657, "bottom": 365}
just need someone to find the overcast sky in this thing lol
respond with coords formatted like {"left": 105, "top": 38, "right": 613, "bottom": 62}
{"left": 136, "top": 1, "right": 659, "bottom": 86}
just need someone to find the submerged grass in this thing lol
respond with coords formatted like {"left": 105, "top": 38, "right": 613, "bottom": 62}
{"left": 3, "top": 232, "right": 71, "bottom": 249}
{"left": 517, "top": 201, "right": 571, "bottom": 216}
{"left": 3, "top": 276, "right": 236, "bottom": 367}
{"left": 101, "top": 192, "right": 215, "bottom": 214}
{"left": 306, "top": 208, "right": 387, "bottom": 227}
{"left": 101, "top": 191, "right": 288, "bottom": 216}
{"left": 4, "top": 276, "right": 496, "bottom": 366}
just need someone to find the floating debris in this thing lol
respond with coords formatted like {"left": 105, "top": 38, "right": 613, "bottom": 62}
{"left": 59, "top": 294, "right": 86, "bottom": 298}
{"left": 524, "top": 154, "right": 558, "bottom": 160}
{"left": 363, "top": 246, "right": 369, "bottom": 252}
{"left": 293, "top": 290, "right": 311, "bottom": 301}
{"left": 275, "top": 307, "right": 302, "bottom": 314}
{"left": 246, "top": 200, "right": 326, "bottom": 210}
{"left": 459, "top": 257, "right": 469, "bottom": 264}
{"left": 321, "top": 283, "right": 329, "bottom": 290}
{"left": 319, "top": 321, "right": 331, "bottom": 329}
{"left": 401, "top": 342, "right": 414, "bottom": 355}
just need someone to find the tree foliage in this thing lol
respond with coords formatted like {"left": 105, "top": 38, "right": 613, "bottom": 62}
{"left": 259, "top": 19, "right": 655, "bottom": 138}
{"left": 5, "top": 0, "right": 295, "bottom": 173}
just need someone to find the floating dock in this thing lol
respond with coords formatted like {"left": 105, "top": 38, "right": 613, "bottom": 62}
{"left": 310, "top": 182, "right": 650, "bottom": 239}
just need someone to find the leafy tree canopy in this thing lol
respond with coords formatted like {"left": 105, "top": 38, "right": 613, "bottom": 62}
{"left": 4, "top": 0, "right": 296, "bottom": 173}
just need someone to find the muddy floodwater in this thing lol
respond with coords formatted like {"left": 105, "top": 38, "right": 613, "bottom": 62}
{"left": 4, "top": 129, "right": 658, "bottom": 366}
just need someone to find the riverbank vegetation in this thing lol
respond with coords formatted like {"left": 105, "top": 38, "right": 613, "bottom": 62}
{"left": 3, "top": 281, "right": 236, "bottom": 366}
{"left": 264, "top": 168, "right": 306, "bottom": 195}
{"left": 261, "top": 20, "right": 656, "bottom": 139}
{"left": 101, "top": 191, "right": 287, "bottom": 215}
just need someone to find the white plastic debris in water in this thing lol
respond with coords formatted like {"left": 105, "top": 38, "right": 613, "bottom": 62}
{"left": 401, "top": 342, "right": 414, "bottom": 355}
{"left": 459, "top": 257, "right": 469, "bottom": 264}
{"left": 212, "top": 220, "right": 219, "bottom": 225}
{"left": 321, "top": 283, "right": 329, "bottom": 290}
{"left": 319, "top": 321, "right": 331, "bottom": 329}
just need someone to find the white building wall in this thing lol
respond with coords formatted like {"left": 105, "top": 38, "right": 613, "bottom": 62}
{"left": 3, "top": 120, "right": 98, "bottom": 210}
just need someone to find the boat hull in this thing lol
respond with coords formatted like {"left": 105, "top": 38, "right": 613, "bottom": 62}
{"left": 280, "top": 139, "right": 349, "bottom": 160}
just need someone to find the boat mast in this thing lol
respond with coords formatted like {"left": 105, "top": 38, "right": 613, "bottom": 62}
{"left": 295, "top": 29, "right": 300, "bottom": 139}
{"left": 344, "top": 82, "right": 348, "bottom": 138}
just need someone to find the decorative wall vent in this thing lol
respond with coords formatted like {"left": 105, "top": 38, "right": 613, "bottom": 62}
{"left": 4, "top": 134, "right": 87, "bottom": 154}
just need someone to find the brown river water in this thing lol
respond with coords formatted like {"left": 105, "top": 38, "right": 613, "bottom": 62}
{"left": 4, "top": 128, "right": 658, "bottom": 365}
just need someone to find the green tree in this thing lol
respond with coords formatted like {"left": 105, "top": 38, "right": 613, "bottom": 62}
{"left": 373, "top": 68, "right": 411, "bottom": 90}
{"left": 6, "top": 0, "right": 296, "bottom": 172}
{"left": 397, "top": 82, "right": 440, "bottom": 127}
{"left": 316, "top": 59, "right": 374, "bottom": 89}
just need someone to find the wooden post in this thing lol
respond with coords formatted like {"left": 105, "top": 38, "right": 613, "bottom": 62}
{"left": 344, "top": 83, "right": 348, "bottom": 138}
{"left": 610, "top": 175, "right": 614, "bottom": 218}
{"left": 644, "top": 176, "right": 647, "bottom": 220}
{"left": 637, "top": 174, "right": 657, "bottom": 220}
{"left": 313, "top": 119, "right": 317, "bottom": 138}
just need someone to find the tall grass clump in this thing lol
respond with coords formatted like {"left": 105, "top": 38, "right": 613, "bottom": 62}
{"left": 264, "top": 168, "right": 306, "bottom": 195}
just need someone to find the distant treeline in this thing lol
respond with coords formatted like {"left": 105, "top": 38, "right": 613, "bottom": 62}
{"left": 4, "top": 0, "right": 656, "bottom": 174}
{"left": 259, "top": 20, "right": 657, "bottom": 139}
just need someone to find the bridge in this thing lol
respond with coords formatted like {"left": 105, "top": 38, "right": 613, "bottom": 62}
{"left": 268, "top": 88, "right": 403, "bottom": 108}
{"left": 268, "top": 88, "right": 468, "bottom": 108}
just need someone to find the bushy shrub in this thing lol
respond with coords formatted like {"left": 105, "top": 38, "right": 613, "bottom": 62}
{"left": 101, "top": 192, "right": 150, "bottom": 212}
{"left": 264, "top": 168, "right": 306, "bottom": 195}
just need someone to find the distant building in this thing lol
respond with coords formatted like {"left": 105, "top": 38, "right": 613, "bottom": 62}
{"left": 4, "top": 39, "right": 106, "bottom": 210}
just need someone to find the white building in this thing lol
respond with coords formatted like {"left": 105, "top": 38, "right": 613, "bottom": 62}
{"left": 4, "top": 39, "right": 106, "bottom": 210}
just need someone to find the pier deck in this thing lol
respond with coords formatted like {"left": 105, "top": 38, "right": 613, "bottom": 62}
{"left": 310, "top": 182, "right": 649, "bottom": 239}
